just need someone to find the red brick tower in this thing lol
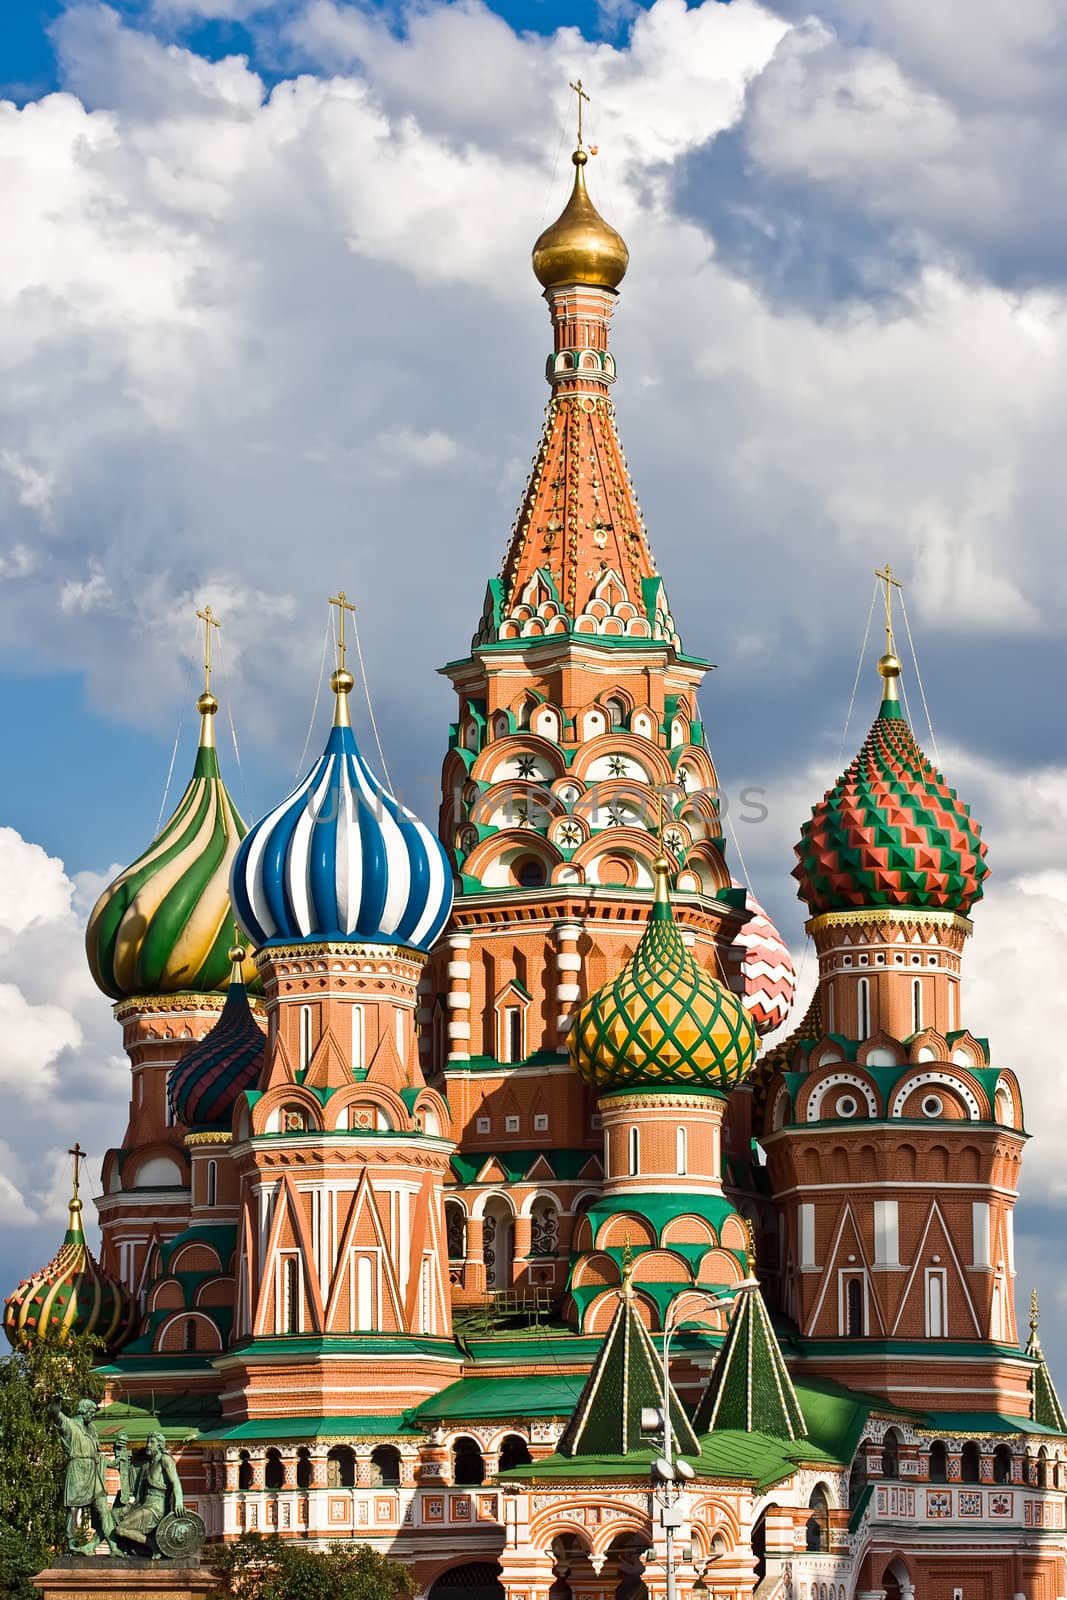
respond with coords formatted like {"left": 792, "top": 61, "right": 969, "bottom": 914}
{"left": 423, "top": 136, "right": 794, "bottom": 1311}
{"left": 757, "top": 577, "right": 1029, "bottom": 1412}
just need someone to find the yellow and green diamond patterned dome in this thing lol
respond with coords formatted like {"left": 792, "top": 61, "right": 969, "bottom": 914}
{"left": 569, "top": 859, "right": 758, "bottom": 1095}
{"left": 86, "top": 693, "right": 255, "bottom": 1001}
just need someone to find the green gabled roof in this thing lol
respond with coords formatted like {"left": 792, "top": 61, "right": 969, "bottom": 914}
{"left": 449, "top": 1148, "right": 601, "bottom": 1185}
{"left": 693, "top": 1282, "right": 805, "bottom": 1440}
{"left": 579, "top": 1191, "right": 741, "bottom": 1246}
{"left": 558, "top": 1278, "right": 698, "bottom": 1459}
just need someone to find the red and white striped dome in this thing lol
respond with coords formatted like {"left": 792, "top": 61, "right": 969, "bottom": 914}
{"left": 730, "top": 883, "right": 796, "bottom": 1036}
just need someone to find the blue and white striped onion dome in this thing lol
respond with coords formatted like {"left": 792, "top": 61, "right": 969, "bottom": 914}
{"left": 230, "top": 675, "right": 453, "bottom": 952}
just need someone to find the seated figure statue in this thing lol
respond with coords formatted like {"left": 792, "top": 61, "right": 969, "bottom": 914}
{"left": 113, "top": 1433, "right": 183, "bottom": 1556}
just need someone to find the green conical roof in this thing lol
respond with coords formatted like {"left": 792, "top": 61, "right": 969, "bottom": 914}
{"left": 1027, "top": 1295, "right": 1067, "bottom": 1433}
{"left": 693, "top": 1281, "right": 805, "bottom": 1440}
{"left": 558, "top": 1276, "right": 699, "bottom": 1459}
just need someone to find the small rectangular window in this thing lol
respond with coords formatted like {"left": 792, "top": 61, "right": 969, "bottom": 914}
{"left": 476, "top": 1116, "right": 491, "bottom": 1134}
{"left": 591, "top": 1113, "right": 603, "bottom": 1130}
{"left": 504, "top": 1115, "right": 520, "bottom": 1134}
{"left": 533, "top": 1113, "right": 549, "bottom": 1133}
{"left": 503, "top": 1006, "right": 523, "bottom": 1064}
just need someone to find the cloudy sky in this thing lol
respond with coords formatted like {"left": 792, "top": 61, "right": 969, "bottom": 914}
{"left": 2, "top": 0, "right": 1065, "bottom": 1369}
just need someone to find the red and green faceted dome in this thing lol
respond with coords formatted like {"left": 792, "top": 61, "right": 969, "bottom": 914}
{"left": 569, "top": 861, "right": 758, "bottom": 1095}
{"left": 3, "top": 1193, "right": 137, "bottom": 1356}
{"left": 794, "top": 691, "right": 988, "bottom": 916}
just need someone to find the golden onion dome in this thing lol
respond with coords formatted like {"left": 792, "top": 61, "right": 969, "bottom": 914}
{"left": 532, "top": 149, "right": 629, "bottom": 292}
{"left": 568, "top": 858, "right": 758, "bottom": 1095}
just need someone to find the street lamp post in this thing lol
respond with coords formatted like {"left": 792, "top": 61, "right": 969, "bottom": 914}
{"left": 641, "top": 1285, "right": 751, "bottom": 1600}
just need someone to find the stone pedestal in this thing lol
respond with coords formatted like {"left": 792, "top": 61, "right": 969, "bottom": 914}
{"left": 33, "top": 1557, "right": 217, "bottom": 1600}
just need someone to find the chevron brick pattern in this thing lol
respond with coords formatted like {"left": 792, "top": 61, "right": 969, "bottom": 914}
{"left": 794, "top": 704, "right": 988, "bottom": 915}
{"left": 730, "top": 882, "right": 796, "bottom": 1034}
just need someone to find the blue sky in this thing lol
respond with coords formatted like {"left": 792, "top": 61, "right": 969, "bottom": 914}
{"left": 1, "top": 0, "right": 1065, "bottom": 1369}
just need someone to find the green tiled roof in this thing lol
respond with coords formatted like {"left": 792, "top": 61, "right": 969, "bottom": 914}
{"left": 199, "top": 1415, "right": 418, "bottom": 1441}
{"left": 693, "top": 1283, "right": 805, "bottom": 1439}
{"left": 505, "top": 1429, "right": 837, "bottom": 1492}
{"left": 558, "top": 1278, "right": 698, "bottom": 1459}
{"left": 928, "top": 1412, "right": 1067, "bottom": 1439}
{"left": 450, "top": 1148, "right": 601, "bottom": 1184}
{"left": 415, "top": 1374, "right": 585, "bottom": 1423}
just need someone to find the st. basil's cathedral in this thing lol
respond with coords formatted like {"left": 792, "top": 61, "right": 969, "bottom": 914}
{"left": 6, "top": 115, "right": 1067, "bottom": 1600}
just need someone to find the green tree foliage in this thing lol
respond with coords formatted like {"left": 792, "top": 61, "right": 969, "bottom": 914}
{"left": 211, "top": 1534, "right": 415, "bottom": 1600}
{"left": 0, "top": 1333, "right": 105, "bottom": 1599}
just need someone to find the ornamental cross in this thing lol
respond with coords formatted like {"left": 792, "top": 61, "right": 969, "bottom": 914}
{"left": 328, "top": 590, "right": 356, "bottom": 673}
{"left": 68, "top": 1142, "right": 86, "bottom": 1199}
{"left": 874, "top": 561, "right": 902, "bottom": 657}
{"left": 196, "top": 604, "right": 221, "bottom": 696}
{"left": 569, "top": 78, "right": 590, "bottom": 148}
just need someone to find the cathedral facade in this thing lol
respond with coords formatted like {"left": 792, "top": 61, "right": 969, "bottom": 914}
{"left": 6, "top": 128, "right": 1067, "bottom": 1600}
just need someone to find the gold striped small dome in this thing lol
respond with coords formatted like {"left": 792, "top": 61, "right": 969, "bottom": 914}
{"left": 569, "top": 859, "right": 758, "bottom": 1095}
{"left": 4, "top": 1180, "right": 136, "bottom": 1355}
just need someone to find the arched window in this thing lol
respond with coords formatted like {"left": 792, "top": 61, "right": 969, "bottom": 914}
{"left": 206, "top": 1159, "right": 217, "bottom": 1208}
{"left": 881, "top": 1429, "right": 900, "bottom": 1479}
{"left": 993, "top": 1444, "right": 1012, "bottom": 1484}
{"left": 604, "top": 696, "right": 628, "bottom": 731}
{"left": 296, "top": 1447, "right": 312, "bottom": 1489}
{"left": 284, "top": 1258, "right": 300, "bottom": 1335}
{"left": 1038, "top": 1445, "right": 1050, "bottom": 1488}
{"left": 805, "top": 1485, "right": 830, "bottom": 1552}
{"left": 846, "top": 1277, "right": 864, "bottom": 1337}
{"left": 530, "top": 1199, "right": 558, "bottom": 1257}
{"left": 857, "top": 978, "right": 870, "bottom": 1040}
{"left": 326, "top": 1446, "right": 355, "bottom": 1488}
{"left": 517, "top": 857, "right": 546, "bottom": 888}
{"left": 995, "top": 1082, "right": 1014, "bottom": 1127}
{"left": 264, "top": 1448, "right": 284, "bottom": 1490}
{"left": 498, "top": 1434, "right": 532, "bottom": 1472}
{"left": 676, "top": 1126, "right": 687, "bottom": 1176}
{"left": 629, "top": 1126, "right": 640, "bottom": 1176}
{"left": 516, "top": 698, "right": 534, "bottom": 731}
{"left": 848, "top": 1446, "right": 868, "bottom": 1507}
{"left": 299, "top": 1005, "right": 313, "bottom": 1070}
{"left": 238, "top": 1450, "right": 252, "bottom": 1491}
{"left": 960, "top": 1441, "right": 981, "bottom": 1483}
{"left": 929, "top": 1440, "right": 948, "bottom": 1482}
{"left": 453, "top": 1436, "right": 485, "bottom": 1486}
{"left": 912, "top": 978, "right": 923, "bottom": 1033}
{"left": 445, "top": 1200, "right": 467, "bottom": 1261}
{"left": 183, "top": 1317, "right": 197, "bottom": 1352}
{"left": 370, "top": 1445, "right": 401, "bottom": 1487}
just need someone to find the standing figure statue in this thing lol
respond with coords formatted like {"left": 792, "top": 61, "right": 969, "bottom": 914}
{"left": 48, "top": 1396, "right": 120, "bottom": 1557}
{"left": 111, "top": 1432, "right": 134, "bottom": 1512}
{"left": 113, "top": 1432, "right": 184, "bottom": 1555}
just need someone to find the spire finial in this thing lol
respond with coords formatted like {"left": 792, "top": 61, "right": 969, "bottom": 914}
{"left": 1031, "top": 1287, "right": 1040, "bottom": 1337}
{"left": 68, "top": 1141, "right": 86, "bottom": 1201}
{"left": 569, "top": 77, "right": 590, "bottom": 151}
{"left": 328, "top": 590, "right": 357, "bottom": 728}
{"left": 620, "top": 1233, "right": 634, "bottom": 1297}
{"left": 874, "top": 561, "right": 903, "bottom": 704}
{"left": 66, "top": 1141, "right": 87, "bottom": 1238}
{"left": 195, "top": 603, "right": 221, "bottom": 745}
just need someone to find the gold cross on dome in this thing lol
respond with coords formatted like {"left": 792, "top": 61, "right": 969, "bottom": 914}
{"left": 328, "top": 590, "right": 356, "bottom": 673}
{"left": 874, "top": 561, "right": 902, "bottom": 656}
{"left": 196, "top": 604, "right": 221, "bottom": 696}
{"left": 569, "top": 78, "right": 590, "bottom": 148}
{"left": 68, "top": 1142, "right": 87, "bottom": 1199}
